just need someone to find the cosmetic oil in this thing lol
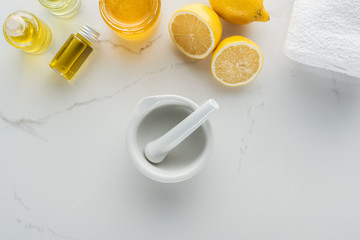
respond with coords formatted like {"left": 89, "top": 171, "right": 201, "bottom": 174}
{"left": 49, "top": 25, "right": 100, "bottom": 80}
{"left": 39, "top": 0, "right": 82, "bottom": 18}
{"left": 3, "top": 11, "right": 52, "bottom": 54}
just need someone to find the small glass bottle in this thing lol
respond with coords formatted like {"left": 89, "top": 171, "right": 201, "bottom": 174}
{"left": 39, "top": 0, "right": 82, "bottom": 18}
{"left": 49, "top": 25, "right": 100, "bottom": 80}
{"left": 99, "top": 0, "right": 161, "bottom": 41}
{"left": 3, "top": 11, "right": 52, "bottom": 54}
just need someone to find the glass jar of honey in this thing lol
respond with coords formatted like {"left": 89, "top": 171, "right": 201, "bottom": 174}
{"left": 99, "top": 0, "right": 161, "bottom": 41}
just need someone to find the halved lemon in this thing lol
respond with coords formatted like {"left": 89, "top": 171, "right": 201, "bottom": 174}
{"left": 168, "top": 4, "right": 222, "bottom": 59}
{"left": 211, "top": 36, "right": 263, "bottom": 87}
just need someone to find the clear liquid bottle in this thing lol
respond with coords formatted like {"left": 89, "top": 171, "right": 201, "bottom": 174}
{"left": 3, "top": 11, "right": 52, "bottom": 54}
{"left": 39, "top": 0, "right": 82, "bottom": 18}
{"left": 49, "top": 25, "right": 100, "bottom": 80}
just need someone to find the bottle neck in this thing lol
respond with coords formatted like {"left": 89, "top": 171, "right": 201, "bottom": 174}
{"left": 78, "top": 25, "right": 100, "bottom": 46}
{"left": 5, "top": 15, "right": 26, "bottom": 37}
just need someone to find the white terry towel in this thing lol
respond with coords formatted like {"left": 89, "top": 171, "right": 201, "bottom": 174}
{"left": 284, "top": 0, "right": 360, "bottom": 79}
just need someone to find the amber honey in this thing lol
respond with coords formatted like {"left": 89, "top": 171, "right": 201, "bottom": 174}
{"left": 99, "top": 0, "right": 161, "bottom": 41}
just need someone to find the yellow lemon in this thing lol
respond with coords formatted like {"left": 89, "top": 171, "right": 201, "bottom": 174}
{"left": 211, "top": 36, "right": 263, "bottom": 87}
{"left": 169, "top": 4, "right": 222, "bottom": 59}
{"left": 209, "top": 0, "right": 270, "bottom": 25}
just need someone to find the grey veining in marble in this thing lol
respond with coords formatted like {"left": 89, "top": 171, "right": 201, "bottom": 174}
{"left": 1, "top": 0, "right": 360, "bottom": 239}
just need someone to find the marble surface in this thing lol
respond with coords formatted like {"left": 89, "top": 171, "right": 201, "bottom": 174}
{"left": 1, "top": 0, "right": 360, "bottom": 239}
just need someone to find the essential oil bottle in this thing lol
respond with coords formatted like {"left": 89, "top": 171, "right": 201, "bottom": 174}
{"left": 3, "top": 11, "right": 52, "bottom": 54}
{"left": 49, "top": 24, "right": 100, "bottom": 80}
{"left": 39, "top": 0, "right": 82, "bottom": 18}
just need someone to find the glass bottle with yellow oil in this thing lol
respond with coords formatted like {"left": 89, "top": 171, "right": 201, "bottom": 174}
{"left": 39, "top": 0, "right": 82, "bottom": 18}
{"left": 3, "top": 11, "right": 52, "bottom": 54}
{"left": 99, "top": 0, "right": 161, "bottom": 41}
{"left": 49, "top": 24, "right": 100, "bottom": 80}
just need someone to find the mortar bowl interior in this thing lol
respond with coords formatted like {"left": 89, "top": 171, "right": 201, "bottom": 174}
{"left": 126, "top": 95, "right": 213, "bottom": 183}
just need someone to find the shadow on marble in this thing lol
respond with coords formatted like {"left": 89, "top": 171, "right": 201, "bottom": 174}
{"left": 98, "top": 29, "right": 164, "bottom": 54}
{"left": 283, "top": 62, "right": 360, "bottom": 131}
{"left": 221, "top": 20, "right": 251, "bottom": 39}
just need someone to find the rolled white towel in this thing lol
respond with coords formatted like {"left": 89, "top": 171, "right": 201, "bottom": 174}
{"left": 284, "top": 0, "right": 360, "bottom": 79}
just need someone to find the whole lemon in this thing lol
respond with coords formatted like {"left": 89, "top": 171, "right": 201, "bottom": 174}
{"left": 209, "top": 0, "right": 270, "bottom": 25}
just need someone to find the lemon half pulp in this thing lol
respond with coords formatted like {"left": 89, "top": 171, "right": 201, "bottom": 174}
{"left": 169, "top": 4, "right": 222, "bottom": 59}
{"left": 211, "top": 36, "right": 263, "bottom": 87}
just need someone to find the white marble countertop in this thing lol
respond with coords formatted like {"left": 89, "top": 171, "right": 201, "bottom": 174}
{"left": 1, "top": 0, "right": 360, "bottom": 239}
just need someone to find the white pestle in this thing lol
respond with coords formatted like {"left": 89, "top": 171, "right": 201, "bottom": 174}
{"left": 145, "top": 99, "right": 219, "bottom": 164}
